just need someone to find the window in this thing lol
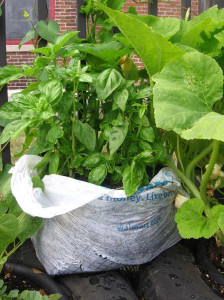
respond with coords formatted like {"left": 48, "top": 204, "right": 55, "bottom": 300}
{"left": 6, "top": 0, "right": 52, "bottom": 44}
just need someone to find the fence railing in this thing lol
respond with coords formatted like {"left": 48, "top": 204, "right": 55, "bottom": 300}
{"left": 0, "top": 0, "right": 224, "bottom": 166}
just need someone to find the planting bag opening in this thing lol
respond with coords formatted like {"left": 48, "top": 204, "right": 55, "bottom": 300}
{"left": 10, "top": 155, "right": 185, "bottom": 275}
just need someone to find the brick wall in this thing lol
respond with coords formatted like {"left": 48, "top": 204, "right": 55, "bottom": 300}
{"left": 55, "top": 0, "right": 77, "bottom": 32}
{"left": 6, "top": 0, "right": 201, "bottom": 90}
{"left": 158, "top": 0, "right": 181, "bottom": 18}
{"left": 6, "top": 48, "right": 36, "bottom": 89}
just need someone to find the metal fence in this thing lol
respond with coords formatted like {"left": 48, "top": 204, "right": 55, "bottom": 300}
{"left": 0, "top": 0, "right": 223, "bottom": 166}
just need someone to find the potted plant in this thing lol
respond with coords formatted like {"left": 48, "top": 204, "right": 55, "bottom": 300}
{"left": 0, "top": 0, "right": 184, "bottom": 280}
{"left": 95, "top": 0, "right": 224, "bottom": 295}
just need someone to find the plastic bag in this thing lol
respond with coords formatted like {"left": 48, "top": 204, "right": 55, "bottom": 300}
{"left": 10, "top": 155, "right": 185, "bottom": 275}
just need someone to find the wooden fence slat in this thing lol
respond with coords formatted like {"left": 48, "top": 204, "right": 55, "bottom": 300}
{"left": 38, "top": 0, "right": 48, "bottom": 47}
{"left": 181, "top": 0, "right": 192, "bottom": 19}
{"left": 77, "top": 0, "right": 86, "bottom": 39}
{"left": 148, "top": 0, "right": 158, "bottom": 16}
{"left": 216, "top": 0, "right": 224, "bottom": 9}
{"left": 0, "top": 1, "right": 11, "bottom": 166}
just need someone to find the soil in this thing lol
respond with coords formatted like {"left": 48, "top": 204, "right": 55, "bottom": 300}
{"left": 0, "top": 272, "right": 47, "bottom": 295}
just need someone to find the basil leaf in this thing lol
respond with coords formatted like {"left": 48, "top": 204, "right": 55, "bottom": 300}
{"left": 114, "top": 89, "right": 128, "bottom": 112}
{"left": 46, "top": 126, "right": 64, "bottom": 145}
{"left": 0, "top": 65, "right": 24, "bottom": 86}
{"left": 74, "top": 120, "right": 96, "bottom": 152}
{"left": 88, "top": 165, "right": 107, "bottom": 185}
{"left": 109, "top": 124, "right": 128, "bottom": 155}
{"left": 31, "top": 176, "right": 45, "bottom": 192}
{"left": 83, "top": 153, "right": 104, "bottom": 168}
{"left": 122, "top": 161, "right": 145, "bottom": 197}
{"left": 0, "top": 119, "right": 31, "bottom": 144}
{"left": 43, "top": 80, "right": 63, "bottom": 106}
{"left": 140, "top": 127, "right": 155, "bottom": 143}
{"left": 96, "top": 68, "right": 123, "bottom": 101}
{"left": 49, "top": 152, "right": 60, "bottom": 174}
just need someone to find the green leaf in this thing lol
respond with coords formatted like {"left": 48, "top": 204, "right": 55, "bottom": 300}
{"left": 113, "top": 89, "right": 128, "bottom": 112}
{"left": 0, "top": 7, "right": 2, "bottom": 16}
{"left": 0, "top": 65, "right": 24, "bottom": 86}
{"left": 130, "top": 14, "right": 180, "bottom": 39}
{"left": 0, "top": 201, "right": 8, "bottom": 214}
{"left": 19, "top": 28, "right": 36, "bottom": 48}
{"left": 181, "top": 18, "right": 215, "bottom": 49}
{"left": 83, "top": 153, "right": 104, "bottom": 168}
{"left": 135, "top": 86, "right": 153, "bottom": 100}
{"left": 153, "top": 52, "right": 223, "bottom": 132}
{"left": 139, "top": 140, "right": 152, "bottom": 151}
{"left": 175, "top": 198, "right": 206, "bottom": 239}
{"left": 109, "top": 124, "right": 128, "bottom": 155}
{"left": 140, "top": 127, "right": 155, "bottom": 143}
{"left": 6, "top": 195, "right": 22, "bottom": 217}
{"left": 34, "top": 151, "right": 52, "bottom": 177}
{"left": 43, "top": 80, "right": 63, "bottom": 105}
{"left": 75, "top": 41, "right": 130, "bottom": 64}
{"left": 128, "top": 5, "right": 138, "bottom": 15}
{"left": 31, "top": 176, "right": 45, "bottom": 192}
{"left": 96, "top": 68, "right": 123, "bottom": 101}
{"left": 31, "top": 47, "right": 52, "bottom": 57}
{"left": 181, "top": 112, "right": 224, "bottom": 141}
{"left": 53, "top": 31, "right": 79, "bottom": 53}
{"left": 218, "top": 212, "right": 224, "bottom": 233}
{"left": 88, "top": 164, "right": 107, "bottom": 185}
{"left": 107, "top": 0, "right": 125, "bottom": 11}
{"left": 71, "top": 154, "right": 84, "bottom": 169}
{"left": 0, "top": 119, "right": 31, "bottom": 144}
{"left": 135, "top": 150, "right": 156, "bottom": 164}
{"left": 96, "top": 2, "right": 184, "bottom": 77}
{"left": 0, "top": 102, "right": 22, "bottom": 119}
{"left": 122, "top": 161, "right": 145, "bottom": 197}
{"left": 46, "top": 126, "right": 64, "bottom": 145}
{"left": 0, "top": 164, "right": 12, "bottom": 193}
{"left": 0, "top": 214, "right": 19, "bottom": 252}
{"left": 80, "top": 0, "right": 92, "bottom": 17}
{"left": 36, "top": 20, "right": 60, "bottom": 43}
{"left": 18, "top": 214, "right": 43, "bottom": 243}
{"left": 215, "top": 30, "right": 224, "bottom": 46}
{"left": 49, "top": 152, "right": 60, "bottom": 174}
{"left": 7, "top": 290, "right": 19, "bottom": 298}
{"left": 74, "top": 120, "right": 96, "bottom": 151}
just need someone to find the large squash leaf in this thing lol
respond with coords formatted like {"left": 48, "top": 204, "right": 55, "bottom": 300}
{"left": 181, "top": 112, "right": 224, "bottom": 141}
{"left": 129, "top": 15, "right": 180, "bottom": 39}
{"left": 152, "top": 52, "right": 223, "bottom": 132}
{"left": 96, "top": 2, "right": 184, "bottom": 77}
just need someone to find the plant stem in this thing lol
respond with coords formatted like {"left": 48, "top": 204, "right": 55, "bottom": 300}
{"left": 176, "top": 135, "right": 184, "bottom": 173}
{"left": 186, "top": 142, "right": 213, "bottom": 180}
{"left": 200, "top": 140, "right": 220, "bottom": 216}
{"left": 165, "top": 158, "right": 201, "bottom": 199}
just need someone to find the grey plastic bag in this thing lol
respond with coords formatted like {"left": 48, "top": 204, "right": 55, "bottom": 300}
{"left": 11, "top": 155, "right": 184, "bottom": 275}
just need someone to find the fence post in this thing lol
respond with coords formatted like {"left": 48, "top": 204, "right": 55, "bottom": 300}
{"left": 77, "top": 0, "right": 86, "bottom": 39}
{"left": 181, "top": 0, "right": 192, "bottom": 19}
{"left": 0, "top": 1, "right": 11, "bottom": 166}
{"left": 216, "top": 0, "right": 224, "bottom": 9}
{"left": 148, "top": 0, "right": 158, "bottom": 16}
{"left": 38, "top": 0, "right": 48, "bottom": 47}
